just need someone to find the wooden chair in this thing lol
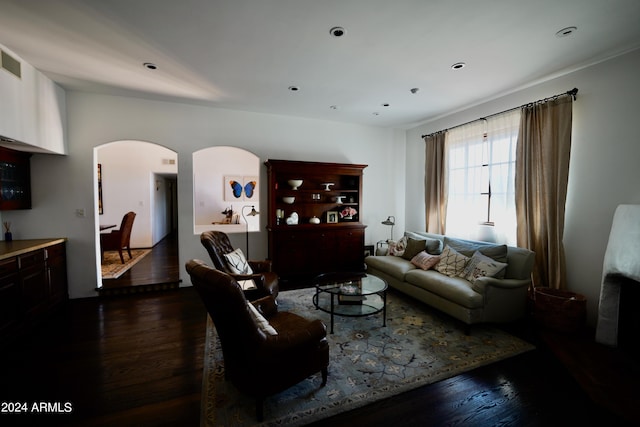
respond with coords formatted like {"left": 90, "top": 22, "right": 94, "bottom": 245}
{"left": 101, "top": 211, "right": 136, "bottom": 264}
{"left": 186, "top": 259, "right": 328, "bottom": 421}
{"left": 200, "top": 230, "right": 279, "bottom": 300}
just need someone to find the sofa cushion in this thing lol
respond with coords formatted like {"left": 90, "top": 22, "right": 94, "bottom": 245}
{"left": 405, "top": 269, "right": 484, "bottom": 309}
{"left": 462, "top": 251, "right": 508, "bottom": 283}
{"left": 444, "top": 237, "right": 508, "bottom": 278}
{"left": 365, "top": 255, "right": 416, "bottom": 281}
{"left": 402, "top": 238, "right": 427, "bottom": 260}
{"left": 410, "top": 251, "right": 440, "bottom": 270}
{"left": 435, "top": 245, "right": 470, "bottom": 277}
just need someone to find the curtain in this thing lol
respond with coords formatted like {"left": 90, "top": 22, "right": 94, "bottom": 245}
{"left": 515, "top": 94, "right": 573, "bottom": 289}
{"left": 424, "top": 132, "right": 446, "bottom": 234}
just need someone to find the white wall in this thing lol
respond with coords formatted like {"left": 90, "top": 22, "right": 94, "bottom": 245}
{"left": 4, "top": 95, "right": 403, "bottom": 299}
{"left": 406, "top": 48, "right": 640, "bottom": 327}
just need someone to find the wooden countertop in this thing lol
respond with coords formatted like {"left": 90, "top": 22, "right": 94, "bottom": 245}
{"left": 0, "top": 238, "right": 67, "bottom": 260}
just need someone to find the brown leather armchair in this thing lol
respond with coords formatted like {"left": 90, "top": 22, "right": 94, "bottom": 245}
{"left": 186, "top": 259, "right": 329, "bottom": 421}
{"left": 101, "top": 211, "right": 136, "bottom": 263}
{"left": 200, "top": 230, "right": 279, "bottom": 300}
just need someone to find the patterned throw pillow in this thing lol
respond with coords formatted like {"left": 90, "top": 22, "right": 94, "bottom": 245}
{"left": 247, "top": 303, "right": 278, "bottom": 335}
{"left": 462, "top": 251, "right": 508, "bottom": 283}
{"left": 223, "top": 248, "right": 254, "bottom": 274}
{"left": 410, "top": 251, "right": 441, "bottom": 270}
{"left": 387, "top": 236, "right": 408, "bottom": 256}
{"left": 435, "top": 245, "right": 470, "bottom": 277}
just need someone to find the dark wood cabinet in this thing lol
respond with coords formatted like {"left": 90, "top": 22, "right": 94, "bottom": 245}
{"left": 265, "top": 159, "right": 367, "bottom": 282}
{"left": 0, "top": 146, "right": 31, "bottom": 210}
{"left": 0, "top": 240, "right": 68, "bottom": 341}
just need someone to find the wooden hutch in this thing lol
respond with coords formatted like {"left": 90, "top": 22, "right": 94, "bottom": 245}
{"left": 265, "top": 159, "right": 367, "bottom": 284}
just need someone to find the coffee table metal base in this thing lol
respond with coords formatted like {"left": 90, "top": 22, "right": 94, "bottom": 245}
{"left": 312, "top": 274, "right": 387, "bottom": 334}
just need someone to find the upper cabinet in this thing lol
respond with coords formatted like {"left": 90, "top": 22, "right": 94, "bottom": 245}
{"left": 0, "top": 44, "right": 66, "bottom": 155}
{"left": 0, "top": 147, "right": 31, "bottom": 210}
{"left": 265, "top": 159, "right": 367, "bottom": 228}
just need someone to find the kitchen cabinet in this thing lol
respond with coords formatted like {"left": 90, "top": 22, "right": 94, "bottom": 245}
{"left": 0, "top": 239, "right": 68, "bottom": 341}
{"left": 265, "top": 159, "right": 367, "bottom": 283}
{"left": 0, "top": 146, "right": 31, "bottom": 210}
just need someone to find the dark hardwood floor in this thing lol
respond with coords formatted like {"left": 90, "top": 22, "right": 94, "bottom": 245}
{"left": 1, "top": 237, "right": 637, "bottom": 426}
{"left": 99, "top": 231, "right": 181, "bottom": 293}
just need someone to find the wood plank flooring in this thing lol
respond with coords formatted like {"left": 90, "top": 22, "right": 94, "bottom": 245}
{"left": 1, "top": 234, "right": 636, "bottom": 426}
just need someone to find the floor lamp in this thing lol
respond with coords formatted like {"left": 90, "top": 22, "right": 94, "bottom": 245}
{"left": 382, "top": 215, "right": 395, "bottom": 242}
{"left": 242, "top": 205, "right": 259, "bottom": 259}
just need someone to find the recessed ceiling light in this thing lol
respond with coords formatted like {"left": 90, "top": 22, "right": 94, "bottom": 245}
{"left": 329, "top": 105, "right": 339, "bottom": 110}
{"left": 372, "top": 112, "right": 380, "bottom": 116}
{"left": 382, "top": 103, "right": 390, "bottom": 107}
{"left": 330, "top": 26, "right": 346, "bottom": 37}
{"left": 288, "top": 85, "right": 300, "bottom": 92}
{"left": 451, "top": 62, "right": 466, "bottom": 70}
{"left": 556, "top": 26, "right": 577, "bottom": 37}
{"left": 143, "top": 62, "right": 157, "bottom": 70}
{"left": 410, "top": 88, "right": 420, "bottom": 94}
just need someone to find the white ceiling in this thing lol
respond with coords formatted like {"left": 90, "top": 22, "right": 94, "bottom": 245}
{"left": 1, "top": 0, "right": 639, "bottom": 128}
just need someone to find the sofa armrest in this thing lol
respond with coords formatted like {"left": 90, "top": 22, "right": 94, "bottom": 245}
{"left": 471, "top": 277, "right": 531, "bottom": 294}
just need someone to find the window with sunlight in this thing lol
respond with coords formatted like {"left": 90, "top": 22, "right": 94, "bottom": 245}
{"left": 445, "top": 110, "right": 520, "bottom": 245}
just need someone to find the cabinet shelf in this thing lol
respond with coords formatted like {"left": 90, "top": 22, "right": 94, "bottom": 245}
{"left": 265, "top": 159, "right": 367, "bottom": 282}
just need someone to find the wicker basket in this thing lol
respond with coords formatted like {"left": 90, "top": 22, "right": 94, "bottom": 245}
{"left": 531, "top": 287, "right": 587, "bottom": 333}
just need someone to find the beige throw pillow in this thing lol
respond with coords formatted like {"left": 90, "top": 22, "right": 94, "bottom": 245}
{"left": 435, "top": 245, "right": 470, "bottom": 277}
{"left": 462, "top": 250, "right": 508, "bottom": 283}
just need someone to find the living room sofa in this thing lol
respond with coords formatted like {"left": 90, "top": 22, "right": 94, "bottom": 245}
{"left": 365, "top": 231, "right": 535, "bottom": 330}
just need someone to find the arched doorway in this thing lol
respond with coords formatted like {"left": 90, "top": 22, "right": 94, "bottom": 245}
{"left": 94, "top": 140, "right": 179, "bottom": 291}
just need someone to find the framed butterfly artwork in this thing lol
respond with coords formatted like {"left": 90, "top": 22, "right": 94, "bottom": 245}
{"left": 224, "top": 175, "right": 259, "bottom": 201}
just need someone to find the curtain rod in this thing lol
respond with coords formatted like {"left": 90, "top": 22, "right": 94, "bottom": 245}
{"left": 421, "top": 88, "right": 578, "bottom": 139}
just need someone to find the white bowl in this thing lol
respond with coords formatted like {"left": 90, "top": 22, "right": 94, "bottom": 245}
{"left": 282, "top": 196, "right": 295, "bottom": 204}
{"left": 288, "top": 179, "right": 303, "bottom": 190}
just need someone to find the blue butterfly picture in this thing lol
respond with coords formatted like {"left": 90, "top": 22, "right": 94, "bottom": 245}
{"left": 225, "top": 176, "right": 258, "bottom": 201}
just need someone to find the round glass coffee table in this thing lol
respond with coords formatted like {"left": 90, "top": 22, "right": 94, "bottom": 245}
{"left": 312, "top": 272, "right": 388, "bottom": 334}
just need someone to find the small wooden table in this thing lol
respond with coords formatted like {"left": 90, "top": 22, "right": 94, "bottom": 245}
{"left": 312, "top": 272, "right": 387, "bottom": 334}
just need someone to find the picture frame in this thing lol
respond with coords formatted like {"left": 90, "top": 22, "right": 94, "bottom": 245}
{"left": 364, "top": 245, "right": 374, "bottom": 257}
{"left": 326, "top": 211, "right": 338, "bottom": 223}
{"left": 224, "top": 175, "right": 259, "bottom": 201}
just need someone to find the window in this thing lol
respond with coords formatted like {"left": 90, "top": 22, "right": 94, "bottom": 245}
{"left": 444, "top": 110, "right": 520, "bottom": 245}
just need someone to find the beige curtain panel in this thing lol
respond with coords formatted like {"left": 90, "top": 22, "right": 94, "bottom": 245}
{"left": 424, "top": 132, "right": 447, "bottom": 234}
{"left": 515, "top": 94, "right": 574, "bottom": 290}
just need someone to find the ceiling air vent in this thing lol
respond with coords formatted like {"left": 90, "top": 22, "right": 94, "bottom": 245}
{"left": 1, "top": 49, "right": 22, "bottom": 79}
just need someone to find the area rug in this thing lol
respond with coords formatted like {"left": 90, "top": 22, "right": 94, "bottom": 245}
{"left": 200, "top": 289, "right": 535, "bottom": 427}
{"left": 101, "top": 249, "right": 151, "bottom": 279}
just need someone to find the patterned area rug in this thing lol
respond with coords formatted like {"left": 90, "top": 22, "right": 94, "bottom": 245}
{"left": 101, "top": 249, "right": 151, "bottom": 279}
{"left": 201, "top": 288, "right": 535, "bottom": 427}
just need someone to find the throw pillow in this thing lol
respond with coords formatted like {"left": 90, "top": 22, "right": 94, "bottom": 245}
{"left": 462, "top": 251, "right": 508, "bottom": 283}
{"left": 435, "top": 245, "right": 470, "bottom": 277}
{"left": 444, "top": 237, "right": 508, "bottom": 278}
{"left": 403, "top": 232, "right": 443, "bottom": 254}
{"left": 411, "top": 251, "right": 441, "bottom": 270}
{"left": 387, "top": 235, "right": 408, "bottom": 256}
{"left": 247, "top": 303, "right": 278, "bottom": 335}
{"left": 402, "top": 238, "right": 428, "bottom": 260}
{"left": 223, "top": 248, "right": 254, "bottom": 274}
